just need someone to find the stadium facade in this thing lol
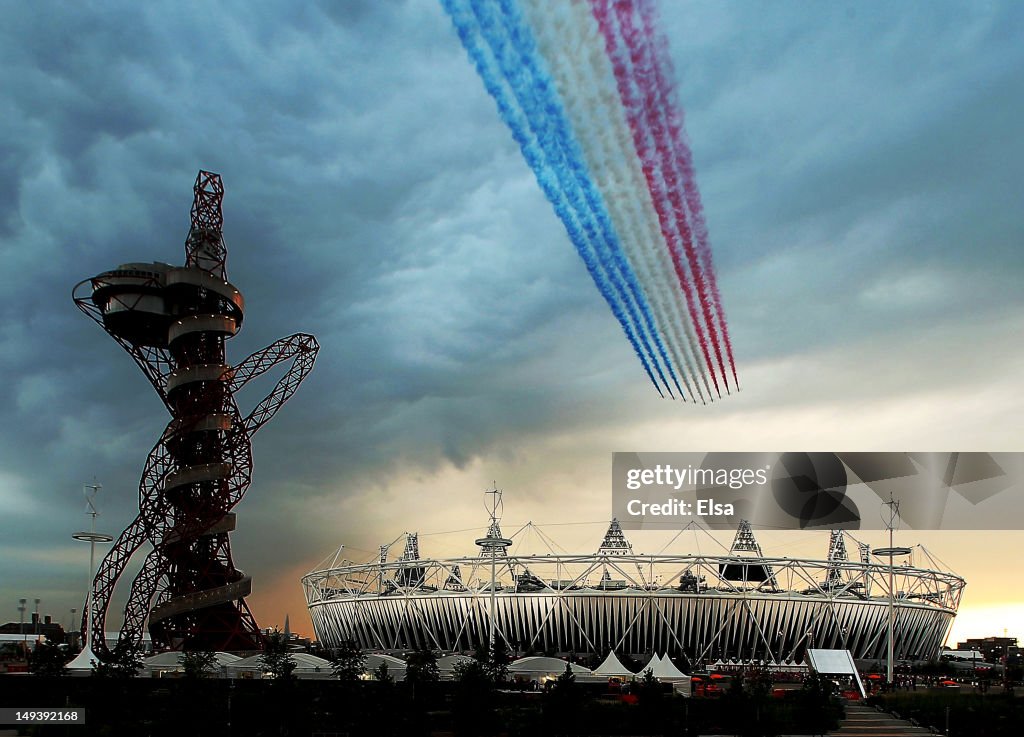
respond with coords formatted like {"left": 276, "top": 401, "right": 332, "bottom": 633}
{"left": 303, "top": 517, "right": 964, "bottom": 664}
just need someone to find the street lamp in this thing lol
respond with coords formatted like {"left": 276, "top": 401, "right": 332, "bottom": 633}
{"left": 68, "top": 482, "right": 113, "bottom": 671}
{"left": 33, "top": 599, "right": 40, "bottom": 640}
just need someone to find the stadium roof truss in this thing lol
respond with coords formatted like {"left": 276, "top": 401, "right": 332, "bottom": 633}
{"left": 303, "top": 533, "right": 964, "bottom": 662}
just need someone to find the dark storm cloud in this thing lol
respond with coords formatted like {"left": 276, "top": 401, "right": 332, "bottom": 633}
{"left": 660, "top": 1, "right": 1024, "bottom": 361}
{"left": 0, "top": 0, "right": 603, "bottom": 613}
{"left": 1, "top": 1, "right": 1021, "bottom": 624}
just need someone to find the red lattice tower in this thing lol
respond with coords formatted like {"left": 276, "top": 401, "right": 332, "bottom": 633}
{"left": 73, "top": 171, "right": 318, "bottom": 654}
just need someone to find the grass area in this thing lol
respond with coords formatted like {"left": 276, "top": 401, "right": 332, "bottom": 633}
{"left": 876, "top": 691, "right": 1023, "bottom": 736}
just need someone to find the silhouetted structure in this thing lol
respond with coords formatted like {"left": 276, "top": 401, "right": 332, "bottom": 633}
{"left": 74, "top": 171, "right": 318, "bottom": 654}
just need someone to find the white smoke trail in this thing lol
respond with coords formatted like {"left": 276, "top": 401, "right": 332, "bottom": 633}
{"left": 524, "top": 0, "right": 711, "bottom": 402}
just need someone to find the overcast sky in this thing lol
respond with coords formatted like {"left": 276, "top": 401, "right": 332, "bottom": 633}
{"left": 1, "top": 1, "right": 1022, "bottom": 646}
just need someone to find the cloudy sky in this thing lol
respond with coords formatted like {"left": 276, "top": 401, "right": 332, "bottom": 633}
{"left": 1, "top": 1, "right": 1022, "bottom": 646}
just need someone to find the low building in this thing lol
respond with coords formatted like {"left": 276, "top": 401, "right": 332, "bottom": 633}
{"left": 956, "top": 636, "right": 1018, "bottom": 664}
{"left": 0, "top": 614, "right": 66, "bottom": 645}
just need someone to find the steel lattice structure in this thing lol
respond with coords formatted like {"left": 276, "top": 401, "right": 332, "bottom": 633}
{"left": 303, "top": 523, "right": 964, "bottom": 664}
{"left": 74, "top": 171, "right": 318, "bottom": 655}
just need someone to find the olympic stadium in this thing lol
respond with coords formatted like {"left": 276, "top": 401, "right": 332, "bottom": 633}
{"left": 303, "top": 514, "right": 964, "bottom": 665}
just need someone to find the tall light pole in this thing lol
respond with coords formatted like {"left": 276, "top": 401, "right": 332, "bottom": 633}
{"left": 474, "top": 484, "right": 511, "bottom": 654}
{"left": 68, "top": 482, "right": 113, "bottom": 670}
{"left": 33, "top": 599, "right": 40, "bottom": 640}
{"left": 18, "top": 599, "right": 26, "bottom": 651}
{"left": 873, "top": 494, "right": 910, "bottom": 688}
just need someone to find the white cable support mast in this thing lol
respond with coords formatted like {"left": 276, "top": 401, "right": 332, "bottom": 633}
{"left": 474, "top": 483, "right": 511, "bottom": 652}
{"left": 872, "top": 493, "right": 911, "bottom": 687}
{"left": 68, "top": 482, "right": 113, "bottom": 670}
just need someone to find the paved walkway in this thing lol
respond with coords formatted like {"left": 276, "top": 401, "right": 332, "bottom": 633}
{"left": 830, "top": 703, "right": 933, "bottom": 735}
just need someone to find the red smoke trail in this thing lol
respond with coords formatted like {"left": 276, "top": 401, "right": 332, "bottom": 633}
{"left": 638, "top": 0, "right": 738, "bottom": 388}
{"left": 614, "top": 0, "right": 730, "bottom": 395}
{"left": 589, "top": 0, "right": 720, "bottom": 397}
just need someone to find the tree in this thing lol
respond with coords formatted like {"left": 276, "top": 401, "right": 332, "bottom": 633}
{"left": 91, "top": 641, "right": 144, "bottom": 678}
{"left": 473, "top": 638, "right": 510, "bottom": 684}
{"left": 796, "top": 672, "right": 842, "bottom": 734}
{"left": 635, "top": 667, "right": 664, "bottom": 705}
{"left": 259, "top": 628, "right": 297, "bottom": 681}
{"left": 452, "top": 660, "right": 497, "bottom": 736}
{"left": 746, "top": 665, "right": 774, "bottom": 698}
{"left": 179, "top": 650, "right": 218, "bottom": 679}
{"left": 0, "top": 643, "right": 24, "bottom": 661}
{"left": 372, "top": 662, "right": 394, "bottom": 684}
{"left": 726, "top": 668, "right": 747, "bottom": 699}
{"left": 453, "top": 659, "right": 489, "bottom": 685}
{"left": 802, "top": 671, "right": 837, "bottom": 699}
{"left": 405, "top": 645, "right": 440, "bottom": 685}
{"left": 488, "top": 638, "right": 511, "bottom": 684}
{"left": 28, "top": 641, "right": 70, "bottom": 676}
{"left": 545, "top": 662, "right": 582, "bottom": 736}
{"left": 330, "top": 639, "right": 366, "bottom": 682}
{"left": 555, "top": 661, "right": 577, "bottom": 690}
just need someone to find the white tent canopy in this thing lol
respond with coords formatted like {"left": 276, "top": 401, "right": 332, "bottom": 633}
{"left": 227, "top": 652, "right": 333, "bottom": 679}
{"left": 144, "top": 651, "right": 241, "bottom": 668}
{"left": 637, "top": 653, "right": 661, "bottom": 674}
{"left": 364, "top": 653, "right": 407, "bottom": 681}
{"left": 509, "top": 656, "right": 593, "bottom": 678}
{"left": 143, "top": 651, "right": 240, "bottom": 675}
{"left": 650, "top": 653, "right": 688, "bottom": 681}
{"left": 593, "top": 651, "right": 634, "bottom": 677}
{"left": 437, "top": 654, "right": 475, "bottom": 675}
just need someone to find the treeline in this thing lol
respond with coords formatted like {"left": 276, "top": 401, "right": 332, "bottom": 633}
{"left": 0, "top": 637, "right": 843, "bottom": 736}
{"left": 0, "top": 671, "right": 843, "bottom": 737}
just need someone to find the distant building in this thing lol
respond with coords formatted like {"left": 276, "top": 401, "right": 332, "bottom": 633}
{"left": 957, "top": 636, "right": 1018, "bottom": 664}
{"left": 260, "top": 625, "right": 311, "bottom": 651}
{"left": 0, "top": 613, "right": 66, "bottom": 645}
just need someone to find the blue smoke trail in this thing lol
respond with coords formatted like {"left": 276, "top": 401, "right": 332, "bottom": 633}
{"left": 484, "top": 0, "right": 684, "bottom": 399}
{"left": 476, "top": 0, "right": 681, "bottom": 398}
{"left": 442, "top": 0, "right": 665, "bottom": 396}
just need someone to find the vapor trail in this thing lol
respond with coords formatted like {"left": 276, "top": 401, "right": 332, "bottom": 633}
{"left": 609, "top": 0, "right": 731, "bottom": 395}
{"left": 476, "top": 0, "right": 679, "bottom": 396}
{"left": 638, "top": 0, "right": 738, "bottom": 388}
{"left": 442, "top": 0, "right": 666, "bottom": 395}
{"left": 525, "top": 0, "right": 708, "bottom": 401}
{"left": 441, "top": 0, "right": 737, "bottom": 399}
{"left": 589, "top": 0, "right": 721, "bottom": 397}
